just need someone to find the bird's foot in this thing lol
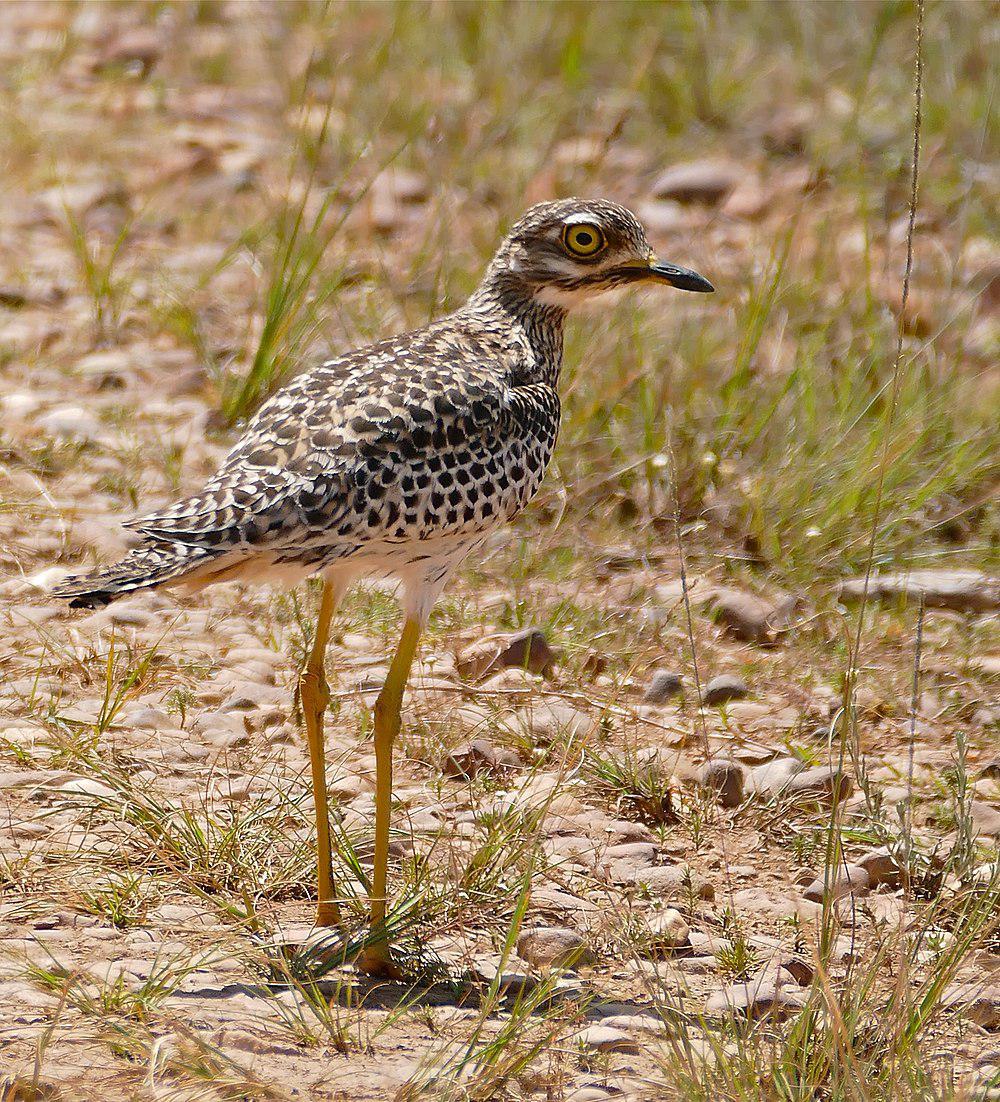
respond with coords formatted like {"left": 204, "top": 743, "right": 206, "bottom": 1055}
{"left": 314, "top": 901, "right": 345, "bottom": 930}
{"left": 354, "top": 942, "right": 405, "bottom": 980}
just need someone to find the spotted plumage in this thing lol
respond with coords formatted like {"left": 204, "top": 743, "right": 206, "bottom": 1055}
{"left": 52, "top": 196, "right": 713, "bottom": 971}
{"left": 53, "top": 198, "right": 712, "bottom": 616}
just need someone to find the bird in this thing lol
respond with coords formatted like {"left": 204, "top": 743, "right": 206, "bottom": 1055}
{"left": 52, "top": 197, "right": 713, "bottom": 975}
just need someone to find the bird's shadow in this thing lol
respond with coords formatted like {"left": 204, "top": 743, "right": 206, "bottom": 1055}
{"left": 170, "top": 926, "right": 662, "bottom": 1023}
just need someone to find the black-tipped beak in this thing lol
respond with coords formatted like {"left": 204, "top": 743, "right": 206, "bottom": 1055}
{"left": 649, "top": 261, "right": 715, "bottom": 293}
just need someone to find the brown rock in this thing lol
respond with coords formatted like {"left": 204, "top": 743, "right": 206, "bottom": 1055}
{"left": 442, "top": 737, "right": 521, "bottom": 780}
{"left": 644, "top": 908, "right": 691, "bottom": 954}
{"left": 785, "top": 766, "right": 853, "bottom": 805}
{"left": 456, "top": 628, "right": 557, "bottom": 681}
{"left": 95, "top": 26, "right": 162, "bottom": 76}
{"left": 514, "top": 698, "right": 596, "bottom": 745}
{"left": 971, "top": 801, "right": 1000, "bottom": 837}
{"left": 516, "top": 926, "right": 595, "bottom": 970}
{"left": 838, "top": 569, "right": 999, "bottom": 613}
{"left": 708, "top": 587, "right": 797, "bottom": 644}
{"left": 652, "top": 160, "right": 742, "bottom": 205}
{"left": 941, "top": 983, "right": 1000, "bottom": 1029}
{"left": 803, "top": 863, "right": 870, "bottom": 903}
{"left": 643, "top": 669, "right": 683, "bottom": 703}
{"left": 702, "top": 675, "right": 750, "bottom": 706}
{"left": 574, "top": 1025, "right": 640, "bottom": 1054}
{"left": 636, "top": 199, "right": 688, "bottom": 234}
{"left": 705, "top": 973, "right": 807, "bottom": 1020}
{"left": 856, "top": 846, "right": 904, "bottom": 889}
{"left": 634, "top": 864, "right": 714, "bottom": 901}
{"left": 699, "top": 758, "right": 745, "bottom": 807}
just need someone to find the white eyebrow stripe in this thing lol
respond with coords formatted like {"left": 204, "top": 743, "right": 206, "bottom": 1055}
{"left": 561, "top": 212, "right": 602, "bottom": 227}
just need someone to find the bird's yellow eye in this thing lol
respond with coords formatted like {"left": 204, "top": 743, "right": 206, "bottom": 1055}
{"left": 562, "top": 222, "right": 605, "bottom": 258}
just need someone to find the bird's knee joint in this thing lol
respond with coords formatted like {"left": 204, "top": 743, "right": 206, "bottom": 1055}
{"left": 373, "top": 693, "right": 400, "bottom": 733}
{"left": 299, "top": 667, "right": 330, "bottom": 709}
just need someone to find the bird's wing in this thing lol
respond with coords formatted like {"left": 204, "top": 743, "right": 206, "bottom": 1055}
{"left": 126, "top": 323, "right": 516, "bottom": 551}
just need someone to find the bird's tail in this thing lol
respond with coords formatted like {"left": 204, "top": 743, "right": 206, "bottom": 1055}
{"left": 51, "top": 541, "right": 221, "bottom": 609}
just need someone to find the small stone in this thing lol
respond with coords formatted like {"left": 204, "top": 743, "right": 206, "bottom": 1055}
{"left": 634, "top": 864, "right": 714, "bottom": 901}
{"left": 856, "top": 846, "right": 904, "bottom": 889}
{"left": 598, "top": 1012, "right": 669, "bottom": 1036}
{"left": 643, "top": 670, "right": 683, "bottom": 703}
{"left": 566, "top": 1088, "right": 620, "bottom": 1102}
{"left": 574, "top": 1025, "right": 640, "bottom": 1054}
{"left": 803, "top": 863, "right": 870, "bottom": 903}
{"left": 125, "top": 705, "right": 173, "bottom": 731}
{"left": 785, "top": 766, "right": 853, "bottom": 805}
{"left": 709, "top": 587, "right": 796, "bottom": 645}
{"left": 457, "top": 628, "right": 557, "bottom": 681}
{"left": 603, "top": 842, "right": 657, "bottom": 866}
{"left": 702, "top": 675, "right": 750, "bottom": 706}
{"left": 636, "top": 199, "right": 688, "bottom": 234}
{"left": 443, "top": 737, "right": 521, "bottom": 779}
{"left": 652, "top": 160, "right": 741, "bottom": 204}
{"left": 514, "top": 699, "right": 597, "bottom": 745}
{"left": 605, "top": 820, "right": 655, "bottom": 845}
{"left": 941, "top": 983, "right": 1000, "bottom": 1029}
{"left": 838, "top": 569, "right": 999, "bottom": 613}
{"left": 746, "top": 757, "right": 808, "bottom": 795}
{"left": 644, "top": 908, "right": 690, "bottom": 953}
{"left": 972, "top": 801, "right": 1000, "bottom": 837}
{"left": 36, "top": 406, "right": 101, "bottom": 441}
{"left": 96, "top": 26, "right": 162, "bottom": 76}
{"left": 705, "top": 973, "right": 807, "bottom": 1020}
{"left": 979, "top": 759, "right": 1000, "bottom": 780}
{"left": 530, "top": 886, "right": 598, "bottom": 918}
{"left": 699, "top": 758, "right": 745, "bottom": 808}
{"left": 517, "top": 926, "right": 595, "bottom": 970}
{"left": 58, "top": 777, "right": 116, "bottom": 800}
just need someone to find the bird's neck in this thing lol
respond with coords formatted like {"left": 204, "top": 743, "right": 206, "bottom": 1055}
{"left": 463, "top": 272, "right": 566, "bottom": 387}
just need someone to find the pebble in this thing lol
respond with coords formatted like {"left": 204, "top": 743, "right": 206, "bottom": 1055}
{"left": 644, "top": 908, "right": 691, "bottom": 953}
{"left": 633, "top": 864, "right": 714, "bottom": 901}
{"left": 566, "top": 1089, "right": 620, "bottom": 1102}
{"left": 786, "top": 766, "right": 853, "bottom": 804}
{"left": 856, "top": 846, "right": 904, "bottom": 889}
{"left": 456, "top": 627, "right": 557, "bottom": 681}
{"left": 941, "top": 983, "right": 1000, "bottom": 1029}
{"left": 123, "top": 705, "right": 174, "bottom": 731}
{"left": 57, "top": 777, "right": 116, "bottom": 800}
{"left": 702, "top": 675, "right": 750, "bottom": 706}
{"left": 971, "top": 801, "right": 1000, "bottom": 837}
{"left": 443, "top": 737, "right": 521, "bottom": 779}
{"left": 605, "top": 820, "right": 655, "bottom": 845}
{"left": 803, "top": 863, "right": 870, "bottom": 903}
{"left": 598, "top": 1013, "right": 668, "bottom": 1036}
{"left": 643, "top": 670, "right": 683, "bottom": 703}
{"left": 652, "top": 160, "right": 740, "bottom": 204}
{"left": 517, "top": 926, "right": 595, "bottom": 970}
{"left": 709, "top": 587, "right": 795, "bottom": 645}
{"left": 513, "top": 699, "right": 597, "bottom": 745}
{"left": 699, "top": 758, "right": 745, "bottom": 807}
{"left": 574, "top": 1025, "right": 640, "bottom": 1054}
{"left": 746, "top": 757, "right": 806, "bottom": 795}
{"left": 838, "top": 568, "right": 999, "bottom": 613}
{"left": 36, "top": 405, "right": 101, "bottom": 441}
{"left": 705, "top": 973, "right": 807, "bottom": 1020}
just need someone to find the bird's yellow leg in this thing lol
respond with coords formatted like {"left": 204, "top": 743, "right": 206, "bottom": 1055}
{"left": 299, "top": 579, "right": 343, "bottom": 929}
{"left": 356, "top": 616, "right": 422, "bottom": 974}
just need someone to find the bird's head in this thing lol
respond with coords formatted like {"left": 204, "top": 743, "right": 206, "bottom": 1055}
{"left": 483, "top": 197, "right": 714, "bottom": 310}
